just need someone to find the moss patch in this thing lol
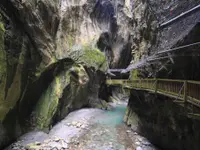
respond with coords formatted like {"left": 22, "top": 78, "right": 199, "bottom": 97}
{"left": 0, "top": 44, "right": 26, "bottom": 121}
{"left": 35, "top": 70, "right": 71, "bottom": 129}
{"left": 69, "top": 45, "right": 108, "bottom": 72}
{"left": 34, "top": 62, "right": 91, "bottom": 129}
{"left": 0, "top": 19, "right": 7, "bottom": 120}
{"left": 130, "top": 69, "right": 139, "bottom": 80}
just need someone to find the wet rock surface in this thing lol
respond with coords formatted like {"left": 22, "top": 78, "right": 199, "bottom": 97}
{"left": 6, "top": 103, "right": 158, "bottom": 150}
{"left": 0, "top": 0, "right": 135, "bottom": 147}
{"left": 67, "top": 103, "right": 158, "bottom": 150}
{"left": 5, "top": 108, "right": 103, "bottom": 150}
{"left": 125, "top": 90, "right": 200, "bottom": 150}
{"left": 1, "top": 0, "right": 200, "bottom": 149}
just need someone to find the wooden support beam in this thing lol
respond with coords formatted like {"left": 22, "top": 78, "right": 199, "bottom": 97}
{"left": 184, "top": 81, "right": 188, "bottom": 104}
{"left": 155, "top": 79, "right": 158, "bottom": 93}
{"left": 173, "top": 100, "right": 185, "bottom": 103}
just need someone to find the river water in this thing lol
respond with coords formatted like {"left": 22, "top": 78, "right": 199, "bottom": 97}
{"left": 6, "top": 102, "right": 158, "bottom": 150}
{"left": 68, "top": 103, "right": 158, "bottom": 150}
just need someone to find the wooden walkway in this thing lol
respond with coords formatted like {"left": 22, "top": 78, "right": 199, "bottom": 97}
{"left": 106, "top": 79, "right": 200, "bottom": 111}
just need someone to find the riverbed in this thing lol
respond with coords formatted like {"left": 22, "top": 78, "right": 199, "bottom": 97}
{"left": 6, "top": 102, "right": 158, "bottom": 150}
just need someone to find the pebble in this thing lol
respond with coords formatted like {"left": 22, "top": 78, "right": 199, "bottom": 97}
{"left": 62, "top": 145, "right": 68, "bottom": 149}
{"left": 44, "top": 139, "right": 51, "bottom": 143}
{"left": 138, "top": 137, "right": 143, "bottom": 142}
{"left": 76, "top": 123, "right": 82, "bottom": 128}
{"left": 54, "top": 138, "right": 60, "bottom": 142}
{"left": 135, "top": 141, "right": 141, "bottom": 145}
{"left": 72, "top": 121, "right": 77, "bottom": 126}
{"left": 35, "top": 141, "right": 41, "bottom": 145}
{"left": 126, "top": 130, "right": 131, "bottom": 133}
{"left": 131, "top": 126, "right": 138, "bottom": 132}
{"left": 142, "top": 140, "right": 151, "bottom": 146}
{"left": 136, "top": 146, "right": 143, "bottom": 150}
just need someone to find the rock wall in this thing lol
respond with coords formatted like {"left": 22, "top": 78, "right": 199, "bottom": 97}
{"left": 1, "top": 0, "right": 200, "bottom": 149}
{"left": 129, "top": 0, "right": 200, "bottom": 79}
{"left": 124, "top": 0, "right": 200, "bottom": 149}
{"left": 0, "top": 0, "right": 146, "bottom": 148}
{"left": 125, "top": 90, "right": 200, "bottom": 150}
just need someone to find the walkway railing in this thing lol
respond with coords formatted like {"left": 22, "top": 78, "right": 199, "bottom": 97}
{"left": 106, "top": 79, "right": 200, "bottom": 108}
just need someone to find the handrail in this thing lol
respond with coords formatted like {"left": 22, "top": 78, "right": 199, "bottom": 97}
{"left": 106, "top": 78, "right": 200, "bottom": 108}
{"left": 159, "top": 4, "right": 200, "bottom": 28}
{"left": 107, "top": 79, "right": 200, "bottom": 85}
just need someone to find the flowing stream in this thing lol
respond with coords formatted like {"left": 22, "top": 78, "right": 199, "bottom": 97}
{"left": 68, "top": 103, "right": 158, "bottom": 150}
{"left": 6, "top": 102, "right": 158, "bottom": 150}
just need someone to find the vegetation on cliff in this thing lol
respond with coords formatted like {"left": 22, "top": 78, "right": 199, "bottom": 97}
{"left": 0, "top": 16, "right": 6, "bottom": 120}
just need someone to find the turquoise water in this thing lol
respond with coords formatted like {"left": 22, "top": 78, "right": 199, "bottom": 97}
{"left": 68, "top": 104, "right": 130, "bottom": 150}
{"left": 95, "top": 104, "right": 127, "bottom": 126}
{"left": 68, "top": 103, "right": 156, "bottom": 150}
{"left": 84, "top": 104, "right": 128, "bottom": 150}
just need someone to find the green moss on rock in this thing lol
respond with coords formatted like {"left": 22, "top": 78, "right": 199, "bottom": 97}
{"left": 130, "top": 69, "right": 139, "bottom": 80}
{"left": 0, "top": 15, "right": 27, "bottom": 121}
{"left": 109, "top": 96, "right": 117, "bottom": 102}
{"left": 0, "top": 45, "right": 26, "bottom": 121}
{"left": 60, "top": 64, "right": 90, "bottom": 118}
{"left": 35, "top": 70, "right": 71, "bottom": 129}
{"left": 0, "top": 18, "right": 7, "bottom": 121}
{"left": 69, "top": 45, "right": 108, "bottom": 72}
{"left": 34, "top": 63, "right": 90, "bottom": 129}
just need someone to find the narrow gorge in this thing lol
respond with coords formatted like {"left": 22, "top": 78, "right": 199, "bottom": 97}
{"left": 0, "top": 0, "right": 200, "bottom": 150}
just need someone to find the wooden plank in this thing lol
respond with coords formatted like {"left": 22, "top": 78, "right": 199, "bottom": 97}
{"left": 173, "top": 100, "right": 184, "bottom": 103}
{"left": 106, "top": 79, "right": 200, "bottom": 85}
{"left": 155, "top": 79, "right": 158, "bottom": 93}
{"left": 187, "top": 80, "right": 200, "bottom": 85}
{"left": 184, "top": 81, "right": 187, "bottom": 104}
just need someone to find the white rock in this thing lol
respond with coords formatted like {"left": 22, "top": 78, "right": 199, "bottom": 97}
{"left": 72, "top": 121, "right": 77, "bottom": 126}
{"left": 138, "top": 137, "right": 143, "bottom": 142}
{"left": 136, "top": 146, "right": 143, "bottom": 150}
{"left": 54, "top": 138, "right": 60, "bottom": 142}
{"left": 126, "top": 130, "right": 131, "bottom": 133}
{"left": 142, "top": 140, "right": 151, "bottom": 145}
{"left": 76, "top": 123, "right": 82, "bottom": 128}
{"left": 35, "top": 142, "right": 41, "bottom": 145}
{"left": 135, "top": 141, "right": 141, "bottom": 145}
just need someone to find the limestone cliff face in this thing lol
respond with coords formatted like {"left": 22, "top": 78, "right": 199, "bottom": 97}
{"left": 124, "top": 0, "right": 200, "bottom": 150}
{"left": 129, "top": 0, "right": 200, "bottom": 79}
{"left": 1, "top": 0, "right": 134, "bottom": 68}
{"left": 0, "top": 0, "right": 140, "bottom": 148}
{"left": 125, "top": 91, "right": 200, "bottom": 150}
